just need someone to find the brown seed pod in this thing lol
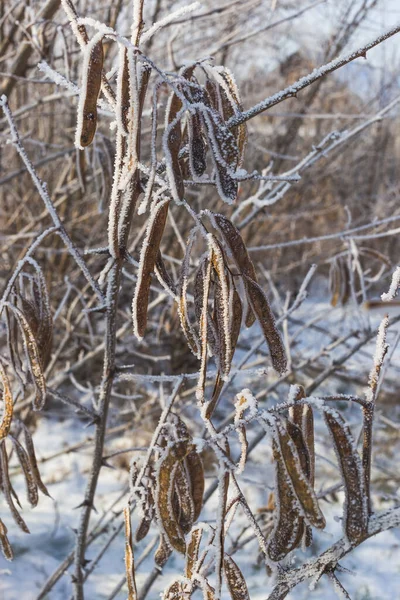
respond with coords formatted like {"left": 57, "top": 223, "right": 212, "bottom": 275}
{"left": 10, "top": 305, "right": 46, "bottom": 410}
{"left": 162, "top": 579, "right": 190, "bottom": 600}
{"left": 230, "top": 285, "right": 243, "bottom": 360}
{"left": 154, "top": 534, "right": 172, "bottom": 567}
{"left": 0, "top": 440, "right": 30, "bottom": 533}
{"left": 124, "top": 507, "right": 137, "bottom": 600}
{"left": 79, "top": 39, "right": 104, "bottom": 147}
{"left": 155, "top": 251, "right": 177, "bottom": 296}
{"left": 165, "top": 92, "right": 184, "bottom": 201}
{"left": 0, "top": 519, "right": 13, "bottom": 561}
{"left": 217, "top": 68, "right": 247, "bottom": 167}
{"left": 268, "top": 439, "right": 303, "bottom": 561}
{"left": 174, "top": 462, "right": 195, "bottom": 534}
{"left": 0, "top": 362, "right": 13, "bottom": 440}
{"left": 185, "top": 448, "right": 205, "bottom": 522}
{"left": 155, "top": 441, "right": 191, "bottom": 554}
{"left": 21, "top": 422, "right": 50, "bottom": 497}
{"left": 276, "top": 418, "right": 325, "bottom": 529}
{"left": 9, "top": 436, "right": 38, "bottom": 507}
{"left": 188, "top": 112, "right": 207, "bottom": 177}
{"left": 224, "top": 555, "right": 250, "bottom": 600}
{"left": 204, "top": 113, "right": 238, "bottom": 203}
{"left": 234, "top": 395, "right": 250, "bottom": 474}
{"left": 178, "top": 231, "right": 201, "bottom": 357}
{"left": 185, "top": 526, "right": 203, "bottom": 579}
{"left": 211, "top": 213, "right": 257, "bottom": 327}
{"left": 244, "top": 276, "right": 287, "bottom": 375}
{"left": 209, "top": 235, "right": 231, "bottom": 377}
{"left": 132, "top": 198, "right": 170, "bottom": 339}
{"left": 196, "top": 253, "right": 213, "bottom": 403}
{"left": 323, "top": 408, "right": 368, "bottom": 544}
{"left": 329, "top": 258, "right": 341, "bottom": 307}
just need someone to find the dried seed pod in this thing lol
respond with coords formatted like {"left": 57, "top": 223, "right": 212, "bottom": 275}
{"left": 210, "top": 213, "right": 257, "bottom": 327}
{"left": 194, "top": 257, "right": 218, "bottom": 358}
{"left": 196, "top": 253, "right": 213, "bottom": 403}
{"left": 324, "top": 408, "right": 368, "bottom": 544}
{"left": 21, "top": 422, "right": 50, "bottom": 497}
{"left": 154, "top": 534, "right": 172, "bottom": 567}
{"left": 224, "top": 555, "right": 250, "bottom": 600}
{"left": 234, "top": 395, "right": 249, "bottom": 474}
{"left": 0, "top": 440, "right": 29, "bottom": 533}
{"left": 9, "top": 436, "right": 38, "bottom": 507}
{"left": 216, "top": 67, "right": 247, "bottom": 167}
{"left": 268, "top": 439, "right": 302, "bottom": 561}
{"left": 276, "top": 418, "right": 325, "bottom": 529}
{"left": 338, "top": 257, "right": 350, "bottom": 306}
{"left": 165, "top": 92, "right": 184, "bottom": 201}
{"left": 230, "top": 285, "right": 243, "bottom": 360}
{"left": 185, "top": 526, "right": 203, "bottom": 579}
{"left": 174, "top": 463, "right": 195, "bottom": 534}
{"left": 329, "top": 259, "right": 341, "bottom": 307}
{"left": 0, "top": 519, "right": 13, "bottom": 561}
{"left": 188, "top": 112, "right": 207, "bottom": 177}
{"left": 185, "top": 449, "right": 204, "bottom": 522}
{"left": 244, "top": 276, "right": 287, "bottom": 374}
{"left": 155, "top": 441, "right": 191, "bottom": 554}
{"left": 124, "top": 507, "right": 137, "bottom": 600}
{"left": 203, "top": 112, "right": 238, "bottom": 203}
{"left": 132, "top": 198, "right": 170, "bottom": 339}
{"left": 78, "top": 39, "right": 104, "bottom": 147}
{"left": 0, "top": 362, "right": 13, "bottom": 440}
{"left": 11, "top": 305, "right": 46, "bottom": 410}
{"left": 118, "top": 48, "right": 130, "bottom": 134}
{"left": 209, "top": 235, "right": 231, "bottom": 378}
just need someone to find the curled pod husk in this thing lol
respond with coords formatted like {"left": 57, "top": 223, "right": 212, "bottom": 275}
{"left": 165, "top": 92, "right": 184, "bottom": 201}
{"left": 185, "top": 526, "right": 203, "bottom": 579}
{"left": 185, "top": 448, "right": 205, "bottom": 522}
{"left": 132, "top": 198, "right": 170, "bottom": 339}
{"left": 21, "top": 422, "right": 50, "bottom": 497}
{"left": 0, "top": 519, "right": 13, "bottom": 561}
{"left": 224, "top": 555, "right": 250, "bottom": 600}
{"left": 210, "top": 213, "right": 257, "bottom": 327}
{"left": 0, "top": 440, "right": 29, "bottom": 533}
{"left": 154, "top": 534, "right": 172, "bottom": 567}
{"left": 78, "top": 39, "right": 104, "bottom": 147}
{"left": 276, "top": 418, "right": 325, "bottom": 529}
{"left": 155, "top": 441, "right": 191, "bottom": 554}
{"left": 244, "top": 276, "right": 287, "bottom": 375}
{"left": 0, "top": 362, "right": 13, "bottom": 440}
{"left": 9, "top": 436, "right": 38, "bottom": 507}
{"left": 324, "top": 408, "right": 368, "bottom": 544}
{"left": 267, "top": 439, "right": 303, "bottom": 561}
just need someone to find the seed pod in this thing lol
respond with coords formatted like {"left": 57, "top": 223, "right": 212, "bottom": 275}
{"left": 329, "top": 259, "right": 341, "bottom": 307}
{"left": 244, "top": 276, "right": 287, "bottom": 375}
{"left": 162, "top": 579, "right": 190, "bottom": 600}
{"left": 165, "top": 92, "right": 184, "bottom": 201}
{"left": 234, "top": 395, "right": 249, "bottom": 474}
{"left": 9, "top": 436, "right": 38, "bottom": 507}
{"left": 209, "top": 236, "right": 231, "bottom": 378}
{"left": 178, "top": 231, "right": 201, "bottom": 357}
{"left": 155, "top": 441, "right": 191, "bottom": 554}
{"left": 21, "top": 422, "right": 50, "bottom": 497}
{"left": 185, "top": 448, "right": 204, "bottom": 522}
{"left": 268, "top": 439, "right": 302, "bottom": 561}
{"left": 78, "top": 39, "right": 104, "bottom": 147}
{"left": 10, "top": 305, "right": 46, "bottom": 410}
{"left": 0, "top": 519, "right": 13, "bottom": 561}
{"left": 224, "top": 555, "right": 250, "bottom": 600}
{"left": 124, "top": 507, "right": 137, "bottom": 600}
{"left": 217, "top": 67, "right": 247, "bottom": 167}
{"left": 155, "top": 251, "right": 177, "bottom": 296}
{"left": 132, "top": 199, "right": 170, "bottom": 339}
{"left": 188, "top": 112, "right": 207, "bottom": 177}
{"left": 196, "top": 253, "right": 213, "bottom": 403}
{"left": 230, "top": 285, "right": 242, "bottom": 360}
{"left": 276, "top": 418, "right": 325, "bottom": 529}
{"left": 0, "top": 362, "right": 13, "bottom": 440}
{"left": 324, "top": 408, "right": 368, "bottom": 544}
{"left": 174, "top": 463, "right": 195, "bottom": 534}
{"left": 0, "top": 440, "right": 29, "bottom": 533}
{"left": 185, "top": 526, "right": 203, "bottom": 579}
{"left": 211, "top": 213, "right": 257, "bottom": 326}
{"left": 203, "top": 112, "right": 238, "bottom": 203}
{"left": 154, "top": 534, "right": 172, "bottom": 567}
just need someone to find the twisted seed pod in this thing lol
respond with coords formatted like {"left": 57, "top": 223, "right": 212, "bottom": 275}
{"left": 267, "top": 439, "right": 302, "bottom": 561}
{"left": 79, "top": 40, "right": 104, "bottom": 147}
{"left": 224, "top": 555, "right": 250, "bottom": 600}
{"left": 132, "top": 199, "right": 170, "bottom": 339}
{"left": 185, "top": 526, "right": 203, "bottom": 579}
{"left": 154, "top": 534, "right": 172, "bottom": 567}
{"left": 276, "top": 418, "right": 325, "bottom": 529}
{"left": 155, "top": 441, "right": 191, "bottom": 554}
{"left": 0, "top": 362, "right": 13, "bottom": 440}
{"left": 324, "top": 408, "right": 368, "bottom": 544}
{"left": 0, "top": 519, "right": 13, "bottom": 561}
{"left": 0, "top": 440, "right": 29, "bottom": 533}
{"left": 244, "top": 276, "right": 287, "bottom": 374}
{"left": 9, "top": 436, "right": 38, "bottom": 507}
